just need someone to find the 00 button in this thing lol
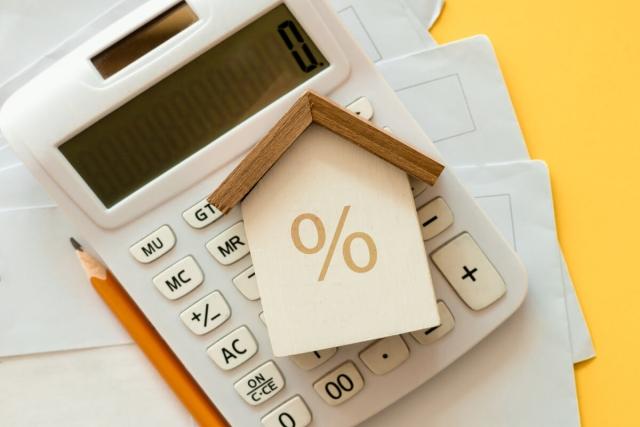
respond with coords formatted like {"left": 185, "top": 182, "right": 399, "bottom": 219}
{"left": 313, "top": 361, "right": 364, "bottom": 406}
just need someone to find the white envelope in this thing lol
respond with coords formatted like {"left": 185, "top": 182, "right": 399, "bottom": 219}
{"left": 331, "top": 0, "right": 437, "bottom": 62}
{"left": 0, "top": 208, "right": 130, "bottom": 357}
{"left": 0, "top": 344, "right": 193, "bottom": 427}
{"left": 377, "top": 35, "right": 530, "bottom": 165}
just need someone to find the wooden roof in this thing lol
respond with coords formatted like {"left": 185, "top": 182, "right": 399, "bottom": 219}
{"left": 208, "top": 91, "right": 444, "bottom": 214}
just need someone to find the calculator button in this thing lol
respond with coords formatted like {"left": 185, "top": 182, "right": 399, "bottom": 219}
{"left": 129, "top": 225, "right": 175, "bottom": 263}
{"left": 207, "top": 326, "right": 258, "bottom": 370}
{"left": 290, "top": 348, "right": 337, "bottom": 371}
{"left": 179, "top": 291, "right": 230, "bottom": 335}
{"left": 346, "top": 96, "right": 373, "bottom": 120}
{"left": 261, "top": 395, "right": 311, "bottom": 427}
{"left": 359, "top": 335, "right": 409, "bottom": 375}
{"left": 233, "top": 265, "right": 260, "bottom": 300}
{"left": 431, "top": 233, "right": 506, "bottom": 310}
{"left": 410, "top": 301, "right": 455, "bottom": 345}
{"left": 409, "top": 176, "right": 428, "bottom": 197}
{"left": 152, "top": 256, "right": 203, "bottom": 300}
{"left": 182, "top": 198, "right": 222, "bottom": 229}
{"left": 234, "top": 361, "right": 285, "bottom": 406}
{"left": 417, "top": 197, "right": 454, "bottom": 240}
{"left": 206, "top": 222, "right": 250, "bottom": 265}
{"left": 313, "top": 361, "right": 364, "bottom": 406}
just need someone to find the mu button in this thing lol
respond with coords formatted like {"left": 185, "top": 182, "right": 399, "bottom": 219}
{"left": 129, "top": 225, "right": 176, "bottom": 263}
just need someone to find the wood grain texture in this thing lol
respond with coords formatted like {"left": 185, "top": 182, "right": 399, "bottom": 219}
{"left": 208, "top": 94, "right": 312, "bottom": 213}
{"left": 208, "top": 91, "right": 444, "bottom": 214}
{"left": 307, "top": 93, "right": 444, "bottom": 184}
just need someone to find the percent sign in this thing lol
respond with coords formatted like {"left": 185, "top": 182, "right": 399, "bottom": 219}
{"left": 290, "top": 205, "right": 377, "bottom": 281}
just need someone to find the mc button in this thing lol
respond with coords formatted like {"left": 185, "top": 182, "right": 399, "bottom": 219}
{"left": 152, "top": 256, "right": 203, "bottom": 300}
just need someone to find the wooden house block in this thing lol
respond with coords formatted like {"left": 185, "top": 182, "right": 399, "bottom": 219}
{"left": 209, "top": 92, "right": 444, "bottom": 356}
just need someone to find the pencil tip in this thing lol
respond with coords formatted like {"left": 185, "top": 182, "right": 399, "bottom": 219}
{"left": 70, "top": 237, "right": 83, "bottom": 251}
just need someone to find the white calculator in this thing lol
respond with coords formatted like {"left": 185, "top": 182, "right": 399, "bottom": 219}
{"left": 0, "top": 0, "right": 527, "bottom": 425}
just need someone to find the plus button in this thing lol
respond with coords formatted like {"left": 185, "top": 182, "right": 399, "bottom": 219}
{"left": 461, "top": 265, "right": 478, "bottom": 282}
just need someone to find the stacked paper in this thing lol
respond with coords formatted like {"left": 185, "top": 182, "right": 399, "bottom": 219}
{"left": 0, "top": 1, "right": 594, "bottom": 425}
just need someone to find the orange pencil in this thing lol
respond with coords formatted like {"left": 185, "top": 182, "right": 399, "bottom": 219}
{"left": 70, "top": 238, "right": 228, "bottom": 427}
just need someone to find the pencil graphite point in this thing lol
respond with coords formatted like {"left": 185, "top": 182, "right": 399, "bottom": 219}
{"left": 70, "top": 237, "right": 83, "bottom": 251}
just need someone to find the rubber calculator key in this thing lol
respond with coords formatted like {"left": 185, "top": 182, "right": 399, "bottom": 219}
{"left": 207, "top": 326, "right": 258, "bottom": 370}
{"left": 410, "top": 301, "right": 455, "bottom": 345}
{"left": 431, "top": 233, "right": 507, "bottom": 310}
{"left": 206, "top": 222, "right": 250, "bottom": 265}
{"left": 233, "top": 265, "right": 260, "bottom": 300}
{"left": 129, "top": 225, "right": 175, "bottom": 263}
{"left": 417, "top": 197, "right": 454, "bottom": 240}
{"left": 152, "top": 255, "right": 203, "bottom": 300}
{"left": 179, "top": 291, "right": 231, "bottom": 335}
{"left": 290, "top": 347, "right": 337, "bottom": 370}
{"left": 234, "top": 361, "right": 285, "bottom": 406}
{"left": 261, "top": 395, "right": 312, "bottom": 427}
{"left": 182, "top": 198, "right": 223, "bottom": 229}
{"left": 409, "top": 176, "right": 428, "bottom": 197}
{"left": 345, "top": 96, "right": 373, "bottom": 120}
{"left": 313, "top": 361, "right": 364, "bottom": 406}
{"left": 359, "top": 335, "right": 409, "bottom": 375}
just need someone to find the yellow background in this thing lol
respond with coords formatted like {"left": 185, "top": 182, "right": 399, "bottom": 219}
{"left": 431, "top": 1, "right": 640, "bottom": 425}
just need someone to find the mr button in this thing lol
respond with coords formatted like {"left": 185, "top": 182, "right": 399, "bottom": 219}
{"left": 234, "top": 361, "right": 285, "bottom": 406}
{"left": 206, "top": 222, "right": 250, "bottom": 265}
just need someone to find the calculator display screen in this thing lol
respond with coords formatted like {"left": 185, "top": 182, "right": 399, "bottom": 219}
{"left": 59, "top": 4, "right": 328, "bottom": 208}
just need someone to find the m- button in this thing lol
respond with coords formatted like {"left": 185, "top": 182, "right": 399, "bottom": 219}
{"left": 129, "top": 225, "right": 175, "bottom": 263}
{"left": 206, "top": 222, "right": 250, "bottom": 265}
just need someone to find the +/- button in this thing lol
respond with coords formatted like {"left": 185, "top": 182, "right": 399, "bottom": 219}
{"left": 179, "top": 291, "right": 230, "bottom": 335}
